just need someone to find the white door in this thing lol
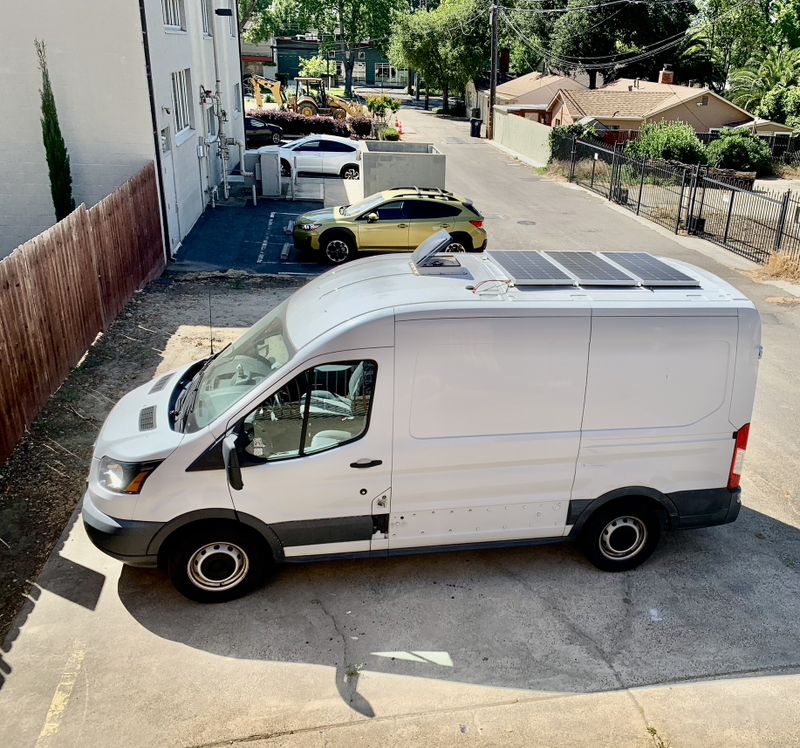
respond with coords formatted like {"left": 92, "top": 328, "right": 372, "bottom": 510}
{"left": 159, "top": 126, "right": 181, "bottom": 251}
{"left": 226, "top": 350, "right": 393, "bottom": 558}
{"left": 292, "top": 139, "right": 323, "bottom": 175}
{"left": 389, "top": 314, "right": 591, "bottom": 550}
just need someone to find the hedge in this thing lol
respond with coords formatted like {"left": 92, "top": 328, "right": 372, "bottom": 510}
{"left": 706, "top": 130, "right": 773, "bottom": 176}
{"left": 626, "top": 122, "right": 706, "bottom": 165}
{"left": 249, "top": 109, "right": 350, "bottom": 137}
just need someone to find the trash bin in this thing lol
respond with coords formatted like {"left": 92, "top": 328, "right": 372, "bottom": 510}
{"left": 470, "top": 118, "right": 482, "bottom": 138}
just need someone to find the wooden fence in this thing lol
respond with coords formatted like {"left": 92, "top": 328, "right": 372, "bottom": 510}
{"left": 0, "top": 163, "right": 164, "bottom": 463}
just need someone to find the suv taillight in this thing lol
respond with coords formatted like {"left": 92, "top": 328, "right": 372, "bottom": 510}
{"left": 470, "top": 220, "right": 484, "bottom": 229}
{"left": 728, "top": 423, "right": 750, "bottom": 490}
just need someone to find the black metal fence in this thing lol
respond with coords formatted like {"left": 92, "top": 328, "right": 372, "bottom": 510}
{"left": 570, "top": 138, "right": 800, "bottom": 263}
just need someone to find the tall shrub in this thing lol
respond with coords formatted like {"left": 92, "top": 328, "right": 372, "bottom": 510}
{"left": 626, "top": 121, "right": 706, "bottom": 164}
{"left": 35, "top": 39, "right": 75, "bottom": 221}
{"left": 706, "top": 129, "right": 773, "bottom": 175}
{"left": 548, "top": 123, "right": 598, "bottom": 162}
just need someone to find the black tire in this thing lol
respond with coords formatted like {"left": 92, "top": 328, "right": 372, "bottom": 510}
{"left": 272, "top": 131, "right": 282, "bottom": 144}
{"left": 579, "top": 502, "right": 660, "bottom": 572}
{"left": 321, "top": 232, "right": 356, "bottom": 264}
{"left": 448, "top": 232, "right": 473, "bottom": 252}
{"left": 340, "top": 164, "right": 360, "bottom": 180}
{"left": 167, "top": 524, "right": 270, "bottom": 603}
{"left": 280, "top": 159, "right": 291, "bottom": 177}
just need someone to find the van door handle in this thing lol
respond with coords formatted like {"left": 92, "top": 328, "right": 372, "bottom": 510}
{"left": 350, "top": 459, "right": 383, "bottom": 469}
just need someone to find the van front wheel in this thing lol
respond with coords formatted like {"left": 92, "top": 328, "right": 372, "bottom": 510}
{"left": 167, "top": 525, "right": 269, "bottom": 603}
{"left": 580, "top": 503, "right": 660, "bottom": 572}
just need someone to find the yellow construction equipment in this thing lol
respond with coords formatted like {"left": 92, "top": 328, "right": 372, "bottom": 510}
{"left": 245, "top": 74, "right": 286, "bottom": 110}
{"left": 245, "top": 75, "right": 365, "bottom": 119}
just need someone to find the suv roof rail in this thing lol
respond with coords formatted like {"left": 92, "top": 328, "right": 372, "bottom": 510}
{"left": 390, "top": 186, "right": 453, "bottom": 195}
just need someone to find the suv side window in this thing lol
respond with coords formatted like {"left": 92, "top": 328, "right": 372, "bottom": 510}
{"left": 323, "top": 141, "right": 357, "bottom": 152}
{"left": 406, "top": 200, "right": 462, "bottom": 219}
{"left": 241, "top": 360, "right": 377, "bottom": 461}
{"left": 295, "top": 140, "right": 321, "bottom": 152}
{"left": 374, "top": 201, "right": 406, "bottom": 221}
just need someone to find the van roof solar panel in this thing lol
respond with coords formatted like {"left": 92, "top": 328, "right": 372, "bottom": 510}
{"left": 601, "top": 252, "right": 701, "bottom": 287}
{"left": 543, "top": 251, "right": 639, "bottom": 286}
{"left": 487, "top": 251, "right": 575, "bottom": 286}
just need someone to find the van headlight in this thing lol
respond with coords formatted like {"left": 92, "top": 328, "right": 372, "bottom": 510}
{"left": 98, "top": 457, "right": 161, "bottom": 494}
{"left": 298, "top": 222, "right": 321, "bottom": 231}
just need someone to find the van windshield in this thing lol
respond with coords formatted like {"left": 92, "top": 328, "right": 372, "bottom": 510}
{"left": 183, "top": 302, "right": 293, "bottom": 433}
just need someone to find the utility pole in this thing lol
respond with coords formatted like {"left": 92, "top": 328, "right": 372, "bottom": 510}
{"left": 487, "top": 0, "right": 500, "bottom": 140}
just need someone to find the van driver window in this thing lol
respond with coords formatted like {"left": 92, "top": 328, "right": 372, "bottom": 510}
{"left": 242, "top": 361, "right": 376, "bottom": 461}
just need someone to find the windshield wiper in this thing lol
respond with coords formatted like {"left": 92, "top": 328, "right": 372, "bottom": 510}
{"left": 178, "top": 344, "right": 231, "bottom": 431}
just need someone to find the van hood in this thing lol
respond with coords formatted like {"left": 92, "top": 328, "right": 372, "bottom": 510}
{"left": 93, "top": 363, "right": 195, "bottom": 463}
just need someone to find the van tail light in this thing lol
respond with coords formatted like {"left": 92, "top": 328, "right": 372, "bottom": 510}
{"left": 470, "top": 220, "right": 484, "bottom": 229}
{"left": 728, "top": 423, "right": 750, "bottom": 490}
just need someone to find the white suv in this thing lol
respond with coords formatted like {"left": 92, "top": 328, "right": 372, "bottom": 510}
{"left": 278, "top": 135, "right": 364, "bottom": 179}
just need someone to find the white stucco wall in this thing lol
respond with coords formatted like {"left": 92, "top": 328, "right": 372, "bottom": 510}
{"left": 491, "top": 107, "right": 551, "bottom": 167}
{"left": 0, "top": 0, "right": 154, "bottom": 256}
{"left": 143, "top": 0, "right": 244, "bottom": 249}
{"left": 362, "top": 143, "right": 446, "bottom": 196}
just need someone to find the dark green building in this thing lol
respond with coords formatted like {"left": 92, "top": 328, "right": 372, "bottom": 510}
{"left": 274, "top": 37, "right": 408, "bottom": 88}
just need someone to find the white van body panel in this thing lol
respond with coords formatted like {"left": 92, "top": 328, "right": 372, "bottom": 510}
{"left": 82, "top": 250, "right": 761, "bottom": 570}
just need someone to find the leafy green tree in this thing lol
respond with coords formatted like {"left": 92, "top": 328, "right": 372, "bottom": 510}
{"left": 292, "top": 0, "right": 401, "bottom": 97}
{"left": 238, "top": 0, "right": 309, "bottom": 43}
{"left": 298, "top": 55, "right": 333, "bottom": 79}
{"left": 681, "top": 0, "right": 773, "bottom": 91}
{"left": 35, "top": 39, "right": 74, "bottom": 222}
{"left": 390, "top": 0, "right": 489, "bottom": 111}
{"left": 729, "top": 47, "right": 800, "bottom": 119}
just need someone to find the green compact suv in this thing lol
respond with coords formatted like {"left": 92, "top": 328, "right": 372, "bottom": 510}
{"left": 292, "top": 187, "right": 487, "bottom": 264}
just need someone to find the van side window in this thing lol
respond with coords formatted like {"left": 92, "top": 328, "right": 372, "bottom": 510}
{"left": 241, "top": 361, "right": 376, "bottom": 461}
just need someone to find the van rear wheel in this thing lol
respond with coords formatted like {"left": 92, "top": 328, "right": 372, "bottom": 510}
{"left": 167, "top": 525, "right": 269, "bottom": 603}
{"left": 580, "top": 503, "right": 660, "bottom": 572}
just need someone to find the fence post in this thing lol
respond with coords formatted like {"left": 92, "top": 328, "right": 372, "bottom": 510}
{"left": 675, "top": 169, "right": 687, "bottom": 234}
{"left": 722, "top": 188, "right": 736, "bottom": 245}
{"left": 590, "top": 152, "right": 596, "bottom": 189}
{"left": 609, "top": 145, "right": 618, "bottom": 200}
{"left": 774, "top": 190, "right": 791, "bottom": 253}
{"left": 569, "top": 136, "right": 577, "bottom": 182}
{"left": 686, "top": 165, "right": 699, "bottom": 230}
{"left": 636, "top": 158, "right": 645, "bottom": 215}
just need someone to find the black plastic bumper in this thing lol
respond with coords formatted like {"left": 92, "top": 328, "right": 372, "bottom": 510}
{"left": 669, "top": 487, "right": 741, "bottom": 529}
{"left": 82, "top": 492, "right": 162, "bottom": 567}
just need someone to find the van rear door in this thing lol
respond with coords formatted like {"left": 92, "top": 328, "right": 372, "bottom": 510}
{"left": 389, "top": 312, "right": 591, "bottom": 549}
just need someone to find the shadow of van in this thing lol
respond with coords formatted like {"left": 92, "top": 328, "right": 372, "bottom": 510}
{"left": 117, "top": 507, "right": 800, "bottom": 715}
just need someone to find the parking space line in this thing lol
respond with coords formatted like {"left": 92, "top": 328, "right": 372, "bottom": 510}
{"left": 257, "top": 211, "right": 276, "bottom": 264}
{"left": 35, "top": 640, "right": 86, "bottom": 746}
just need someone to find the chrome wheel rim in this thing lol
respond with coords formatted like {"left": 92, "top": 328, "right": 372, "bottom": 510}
{"left": 187, "top": 542, "right": 249, "bottom": 591}
{"left": 343, "top": 167, "right": 359, "bottom": 180}
{"left": 448, "top": 242, "right": 466, "bottom": 252}
{"left": 325, "top": 239, "right": 350, "bottom": 263}
{"left": 598, "top": 516, "right": 647, "bottom": 561}
{"left": 272, "top": 133, "right": 281, "bottom": 144}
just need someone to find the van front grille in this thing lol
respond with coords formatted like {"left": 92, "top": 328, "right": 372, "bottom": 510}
{"left": 139, "top": 406, "right": 157, "bottom": 431}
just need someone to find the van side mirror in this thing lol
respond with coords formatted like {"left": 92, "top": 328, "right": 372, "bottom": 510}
{"left": 366, "top": 212, "right": 379, "bottom": 223}
{"left": 222, "top": 433, "right": 243, "bottom": 491}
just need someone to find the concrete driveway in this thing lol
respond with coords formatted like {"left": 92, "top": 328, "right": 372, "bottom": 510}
{"left": 2, "top": 106, "right": 800, "bottom": 748}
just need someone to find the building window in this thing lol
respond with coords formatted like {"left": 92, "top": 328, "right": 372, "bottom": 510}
{"left": 234, "top": 82, "right": 241, "bottom": 112}
{"left": 201, "top": 0, "right": 212, "bottom": 35}
{"left": 228, "top": 0, "right": 236, "bottom": 37}
{"left": 357, "top": 50, "right": 365, "bottom": 60}
{"left": 160, "top": 127, "right": 172, "bottom": 153}
{"left": 171, "top": 68, "right": 193, "bottom": 134}
{"left": 162, "top": 0, "right": 185, "bottom": 29}
{"left": 375, "top": 64, "right": 407, "bottom": 86}
{"left": 206, "top": 105, "right": 218, "bottom": 138}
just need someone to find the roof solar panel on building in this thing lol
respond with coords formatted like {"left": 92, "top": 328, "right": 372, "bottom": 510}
{"left": 601, "top": 252, "right": 700, "bottom": 287}
{"left": 487, "top": 251, "right": 575, "bottom": 286}
{"left": 544, "top": 251, "right": 638, "bottom": 286}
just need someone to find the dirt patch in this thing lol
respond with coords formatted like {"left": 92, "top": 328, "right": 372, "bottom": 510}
{"left": 0, "top": 273, "right": 300, "bottom": 644}
{"left": 751, "top": 252, "right": 800, "bottom": 282}
{"left": 766, "top": 296, "right": 800, "bottom": 305}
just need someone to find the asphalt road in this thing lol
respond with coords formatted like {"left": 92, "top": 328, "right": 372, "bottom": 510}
{"left": 1, "top": 106, "right": 799, "bottom": 748}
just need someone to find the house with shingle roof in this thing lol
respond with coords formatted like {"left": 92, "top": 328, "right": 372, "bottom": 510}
{"left": 546, "top": 69, "right": 789, "bottom": 134}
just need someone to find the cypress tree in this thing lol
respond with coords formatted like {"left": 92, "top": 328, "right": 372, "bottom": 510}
{"left": 35, "top": 39, "right": 75, "bottom": 221}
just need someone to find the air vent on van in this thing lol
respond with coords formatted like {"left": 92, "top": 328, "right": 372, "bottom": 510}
{"left": 139, "top": 406, "right": 157, "bottom": 431}
{"left": 149, "top": 373, "right": 173, "bottom": 393}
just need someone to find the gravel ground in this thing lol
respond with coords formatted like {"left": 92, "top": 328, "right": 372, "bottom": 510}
{"left": 0, "top": 273, "right": 299, "bottom": 643}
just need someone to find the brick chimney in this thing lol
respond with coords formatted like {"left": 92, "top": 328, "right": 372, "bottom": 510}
{"left": 658, "top": 65, "right": 674, "bottom": 85}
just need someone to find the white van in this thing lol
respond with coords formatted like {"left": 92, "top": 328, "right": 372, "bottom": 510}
{"left": 83, "top": 233, "right": 761, "bottom": 602}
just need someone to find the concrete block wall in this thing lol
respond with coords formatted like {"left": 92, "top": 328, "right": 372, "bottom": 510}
{"left": 362, "top": 143, "right": 446, "bottom": 196}
{"left": 492, "top": 106, "right": 551, "bottom": 167}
